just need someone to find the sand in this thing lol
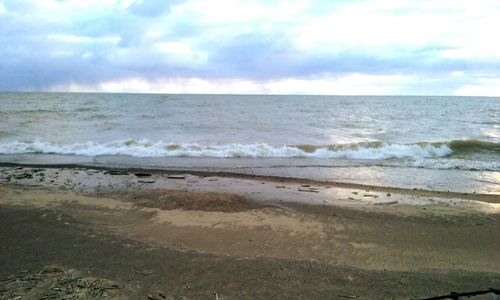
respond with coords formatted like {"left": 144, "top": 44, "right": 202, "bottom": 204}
{"left": 0, "top": 165, "right": 499, "bottom": 299}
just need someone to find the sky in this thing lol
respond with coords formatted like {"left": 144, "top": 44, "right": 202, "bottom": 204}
{"left": 1, "top": 0, "right": 500, "bottom": 95}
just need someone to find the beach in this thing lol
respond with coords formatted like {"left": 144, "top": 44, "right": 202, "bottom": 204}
{"left": 1, "top": 165, "right": 499, "bottom": 299}
{"left": 1, "top": 93, "right": 499, "bottom": 298}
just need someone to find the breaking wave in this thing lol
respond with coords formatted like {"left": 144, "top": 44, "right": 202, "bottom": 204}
{"left": 1, "top": 139, "right": 498, "bottom": 170}
{"left": 0, "top": 139, "right": 474, "bottom": 159}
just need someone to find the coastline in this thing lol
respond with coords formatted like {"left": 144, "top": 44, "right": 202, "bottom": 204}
{"left": 1, "top": 165, "right": 499, "bottom": 299}
{"left": 1, "top": 162, "right": 499, "bottom": 203}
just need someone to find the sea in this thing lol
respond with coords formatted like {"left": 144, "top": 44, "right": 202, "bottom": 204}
{"left": 0, "top": 92, "right": 498, "bottom": 194}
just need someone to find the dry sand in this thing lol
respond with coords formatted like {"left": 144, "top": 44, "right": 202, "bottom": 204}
{"left": 0, "top": 166, "right": 499, "bottom": 299}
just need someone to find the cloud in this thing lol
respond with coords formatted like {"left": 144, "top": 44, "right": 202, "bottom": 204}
{"left": 47, "top": 73, "right": 433, "bottom": 96}
{"left": 454, "top": 78, "right": 500, "bottom": 96}
{"left": 0, "top": 0, "right": 499, "bottom": 95}
{"left": 128, "top": 0, "right": 180, "bottom": 17}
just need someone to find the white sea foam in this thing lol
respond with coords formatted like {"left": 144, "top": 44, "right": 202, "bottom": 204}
{"left": 409, "top": 158, "right": 500, "bottom": 171}
{"left": 0, "top": 139, "right": 453, "bottom": 159}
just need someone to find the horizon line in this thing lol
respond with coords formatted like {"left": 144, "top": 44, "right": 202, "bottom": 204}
{"left": 0, "top": 91, "right": 498, "bottom": 98}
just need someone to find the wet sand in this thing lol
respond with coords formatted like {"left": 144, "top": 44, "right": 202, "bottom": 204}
{"left": 0, "top": 166, "right": 499, "bottom": 299}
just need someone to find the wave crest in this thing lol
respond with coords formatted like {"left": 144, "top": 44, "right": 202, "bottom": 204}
{"left": 0, "top": 139, "right": 456, "bottom": 159}
{"left": 448, "top": 139, "right": 500, "bottom": 154}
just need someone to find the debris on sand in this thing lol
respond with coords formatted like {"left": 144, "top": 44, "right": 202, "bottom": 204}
{"left": 12, "top": 173, "right": 33, "bottom": 180}
{"left": 298, "top": 186, "right": 319, "bottom": 193}
{"left": 134, "top": 173, "right": 152, "bottom": 177}
{"left": 138, "top": 180, "right": 156, "bottom": 184}
{"left": 167, "top": 175, "right": 186, "bottom": 179}
{"left": 105, "top": 170, "right": 129, "bottom": 176}
{"left": 373, "top": 201, "right": 398, "bottom": 206}
{"left": 0, "top": 265, "right": 124, "bottom": 299}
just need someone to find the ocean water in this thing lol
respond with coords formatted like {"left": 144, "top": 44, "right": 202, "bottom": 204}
{"left": 0, "top": 92, "right": 499, "bottom": 193}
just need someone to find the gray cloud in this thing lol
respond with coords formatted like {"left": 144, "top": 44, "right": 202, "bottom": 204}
{"left": 0, "top": 0, "right": 499, "bottom": 94}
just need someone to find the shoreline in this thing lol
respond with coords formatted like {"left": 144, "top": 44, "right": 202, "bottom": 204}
{"left": 1, "top": 162, "right": 499, "bottom": 203}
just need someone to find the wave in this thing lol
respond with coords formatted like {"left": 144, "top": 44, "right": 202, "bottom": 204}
{"left": 448, "top": 140, "right": 500, "bottom": 154}
{"left": 0, "top": 139, "right": 468, "bottom": 158}
{"left": 0, "top": 139, "right": 498, "bottom": 171}
{"left": 0, "top": 131, "right": 13, "bottom": 137}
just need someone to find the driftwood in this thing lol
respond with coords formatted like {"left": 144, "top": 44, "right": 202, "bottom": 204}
{"left": 167, "top": 175, "right": 186, "bottom": 179}
{"left": 131, "top": 268, "right": 155, "bottom": 276}
{"left": 134, "top": 173, "right": 152, "bottom": 177}
{"left": 415, "top": 288, "right": 500, "bottom": 300}
{"left": 298, "top": 187, "right": 319, "bottom": 193}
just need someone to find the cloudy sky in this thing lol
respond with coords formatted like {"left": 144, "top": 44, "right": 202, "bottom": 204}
{"left": 1, "top": 0, "right": 500, "bottom": 95}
